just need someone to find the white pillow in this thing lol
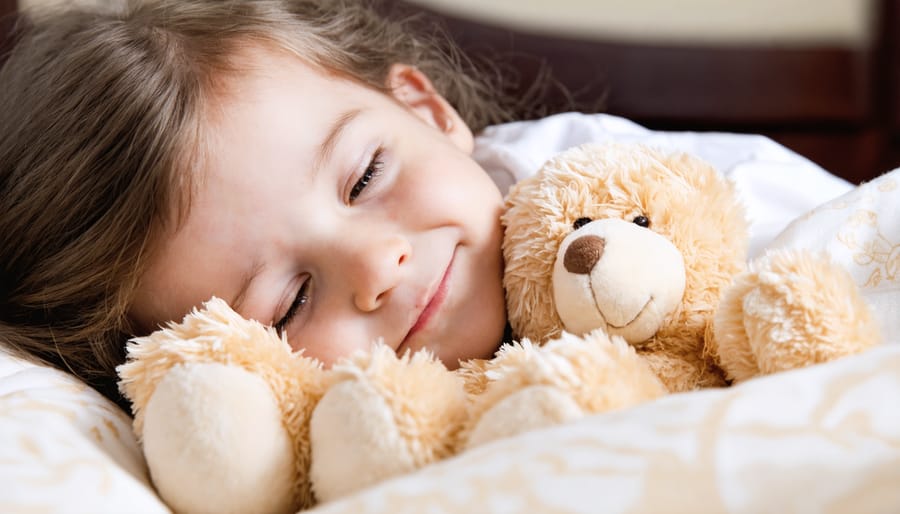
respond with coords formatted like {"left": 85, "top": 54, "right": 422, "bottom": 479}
{"left": 767, "top": 168, "right": 900, "bottom": 343}
{"left": 0, "top": 348, "right": 168, "bottom": 513}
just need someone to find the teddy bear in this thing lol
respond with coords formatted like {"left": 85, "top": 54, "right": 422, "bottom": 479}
{"left": 502, "top": 143, "right": 879, "bottom": 390}
{"left": 117, "top": 143, "right": 880, "bottom": 514}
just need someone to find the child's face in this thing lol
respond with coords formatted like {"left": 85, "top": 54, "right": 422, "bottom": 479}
{"left": 133, "top": 48, "right": 507, "bottom": 368}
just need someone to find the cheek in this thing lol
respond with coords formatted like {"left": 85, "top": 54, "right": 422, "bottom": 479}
{"left": 405, "top": 161, "right": 502, "bottom": 221}
{"left": 288, "top": 315, "right": 369, "bottom": 366}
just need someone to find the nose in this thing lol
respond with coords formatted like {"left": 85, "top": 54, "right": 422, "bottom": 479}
{"left": 563, "top": 235, "right": 605, "bottom": 275}
{"left": 351, "top": 234, "right": 411, "bottom": 312}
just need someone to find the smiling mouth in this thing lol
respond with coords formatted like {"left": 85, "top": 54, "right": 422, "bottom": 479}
{"left": 399, "top": 251, "right": 455, "bottom": 352}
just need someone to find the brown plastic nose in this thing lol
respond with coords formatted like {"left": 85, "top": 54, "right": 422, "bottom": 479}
{"left": 564, "top": 235, "right": 605, "bottom": 275}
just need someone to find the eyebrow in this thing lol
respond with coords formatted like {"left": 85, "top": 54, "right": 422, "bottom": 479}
{"left": 230, "top": 108, "right": 363, "bottom": 316}
{"left": 313, "top": 107, "right": 363, "bottom": 176}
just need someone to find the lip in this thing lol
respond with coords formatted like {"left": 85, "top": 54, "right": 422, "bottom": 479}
{"left": 399, "top": 250, "right": 455, "bottom": 352}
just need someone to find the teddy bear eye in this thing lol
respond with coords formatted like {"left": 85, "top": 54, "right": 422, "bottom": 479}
{"left": 633, "top": 215, "right": 650, "bottom": 228}
{"left": 572, "top": 217, "right": 593, "bottom": 230}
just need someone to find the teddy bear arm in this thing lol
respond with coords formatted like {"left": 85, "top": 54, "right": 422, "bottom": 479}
{"left": 713, "top": 249, "right": 881, "bottom": 382}
{"left": 636, "top": 348, "right": 727, "bottom": 392}
{"left": 464, "top": 331, "right": 667, "bottom": 449}
{"left": 141, "top": 362, "right": 298, "bottom": 514}
{"left": 309, "top": 346, "right": 468, "bottom": 503}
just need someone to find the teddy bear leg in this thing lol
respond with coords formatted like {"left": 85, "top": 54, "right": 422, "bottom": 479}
{"left": 309, "top": 346, "right": 467, "bottom": 503}
{"left": 142, "top": 362, "right": 297, "bottom": 514}
{"left": 714, "top": 250, "right": 881, "bottom": 382}
{"left": 463, "top": 330, "right": 666, "bottom": 450}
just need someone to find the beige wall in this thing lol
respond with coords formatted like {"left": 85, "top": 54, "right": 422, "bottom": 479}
{"left": 406, "top": 0, "right": 876, "bottom": 47}
{"left": 19, "top": 0, "right": 877, "bottom": 47}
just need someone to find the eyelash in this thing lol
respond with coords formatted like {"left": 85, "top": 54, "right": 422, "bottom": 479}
{"left": 275, "top": 277, "right": 310, "bottom": 335}
{"left": 349, "top": 147, "right": 385, "bottom": 202}
{"left": 274, "top": 148, "right": 386, "bottom": 334}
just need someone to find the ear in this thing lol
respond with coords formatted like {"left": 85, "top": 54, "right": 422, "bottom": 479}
{"left": 386, "top": 64, "right": 474, "bottom": 154}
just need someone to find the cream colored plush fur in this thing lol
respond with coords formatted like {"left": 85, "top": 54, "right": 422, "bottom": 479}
{"left": 118, "top": 301, "right": 327, "bottom": 513}
{"left": 118, "top": 143, "right": 879, "bottom": 514}
{"left": 502, "top": 143, "right": 879, "bottom": 391}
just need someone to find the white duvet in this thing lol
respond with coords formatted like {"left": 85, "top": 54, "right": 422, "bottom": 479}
{"left": 1, "top": 114, "right": 897, "bottom": 514}
{"left": 313, "top": 346, "right": 900, "bottom": 514}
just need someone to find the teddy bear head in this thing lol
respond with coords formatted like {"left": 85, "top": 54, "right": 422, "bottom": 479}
{"left": 502, "top": 143, "right": 748, "bottom": 359}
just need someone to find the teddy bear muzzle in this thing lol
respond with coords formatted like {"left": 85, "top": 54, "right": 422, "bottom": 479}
{"left": 552, "top": 218, "right": 686, "bottom": 344}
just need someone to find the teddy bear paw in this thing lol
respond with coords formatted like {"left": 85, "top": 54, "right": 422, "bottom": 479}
{"left": 462, "top": 330, "right": 666, "bottom": 449}
{"left": 714, "top": 250, "right": 881, "bottom": 382}
{"left": 465, "top": 385, "right": 584, "bottom": 448}
{"left": 142, "top": 363, "right": 297, "bottom": 514}
{"left": 309, "top": 345, "right": 467, "bottom": 502}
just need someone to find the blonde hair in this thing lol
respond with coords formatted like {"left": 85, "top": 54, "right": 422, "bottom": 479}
{"left": 0, "top": 0, "right": 512, "bottom": 404}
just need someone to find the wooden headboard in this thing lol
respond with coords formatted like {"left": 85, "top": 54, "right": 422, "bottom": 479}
{"left": 3, "top": 0, "right": 898, "bottom": 183}
{"left": 384, "top": 0, "right": 900, "bottom": 184}
{"left": 0, "top": 0, "right": 15, "bottom": 59}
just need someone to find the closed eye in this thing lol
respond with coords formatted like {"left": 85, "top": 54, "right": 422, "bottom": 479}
{"left": 349, "top": 147, "right": 385, "bottom": 202}
{"left": 275, "top": 277, "right": 310, "bottom": 334}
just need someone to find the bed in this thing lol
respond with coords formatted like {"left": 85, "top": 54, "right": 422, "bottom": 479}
{"left": 1, "top": 1, "right": 899, "bottom": 513}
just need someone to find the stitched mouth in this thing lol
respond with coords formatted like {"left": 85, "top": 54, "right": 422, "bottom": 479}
{"left": 599, "top": 296, "right": 652, "bottom": 329}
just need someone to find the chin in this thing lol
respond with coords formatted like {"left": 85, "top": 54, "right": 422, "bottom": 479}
{"left": 426, "top": 271, "right": 506, "bottom": 368}
{"left": 444, "top": 316, "right": 507, "bottom": 369}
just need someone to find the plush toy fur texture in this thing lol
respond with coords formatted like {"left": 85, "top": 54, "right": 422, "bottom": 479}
{"left": 503, "top": 143, "right": 878, "bottom": 391}
{"left": 712, "top": 250, "right": 881, "bottom": 380}
{"left": 118, "top": 143, "right": 879, "bottom": 514}
{"left": 503, "top": 145, "right": 749, "bottom": 391}
{"left": 120, "top": 299, "right": 664, "bottom": 513}
{"left": 118, "top": 302, "right": 326, "bottom": 513}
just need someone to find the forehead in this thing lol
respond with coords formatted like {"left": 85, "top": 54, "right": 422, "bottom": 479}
{"left": 198, "top": 45, "right": 395, "bottom": 175}
{"left": 208, "top": 46, "right": 340, "bottom": 121}
{"left": 214, "top": 44, "right": 382, "bottom": 112}
{"left": 194, "top": 46, "right": 381, "bottom": 191}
